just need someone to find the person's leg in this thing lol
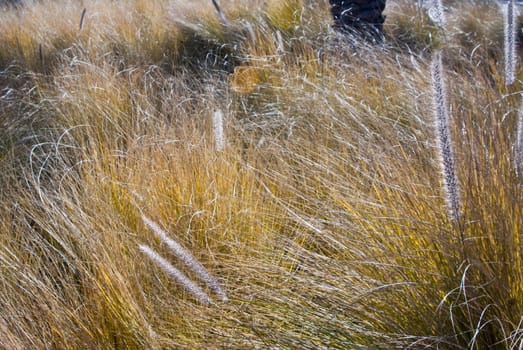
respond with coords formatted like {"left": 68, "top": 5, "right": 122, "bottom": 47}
{"left": 329, "top": 0, "right": 386, "bottom": 41}
{"left": 329, "top": 0, "right": 344, "bottom": 28}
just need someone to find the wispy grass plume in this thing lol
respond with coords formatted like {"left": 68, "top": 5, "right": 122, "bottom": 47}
{"left": 142, "top": 215, "right": 228, "bottom": 302}
{"left": 504, "top": 0, "right": 516, "bottom": 85}
{"left": 139, "top": 245, "right": 212, "bottom": 305}
{"left": 213, "top": 110, "right": 225, "bottom": 152}
{"left": 429, "top": 0, "right": 446, "bottom": 28}
{"left": 431, "top": 51, "right": 461, "bottom": 222}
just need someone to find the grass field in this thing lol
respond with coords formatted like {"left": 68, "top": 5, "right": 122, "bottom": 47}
{"left": 1, "top": 0, "right": 523, "bottom": 348}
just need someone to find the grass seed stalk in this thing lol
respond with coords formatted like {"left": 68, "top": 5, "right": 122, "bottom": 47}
{"left": 430, "top": 51, "right": 461, "bottom": 223}
{"left": 142, "top": 215, "right": 228, "bottom": 302}
{"left": 504, "top": 0, "right": 516, "bottom": 85}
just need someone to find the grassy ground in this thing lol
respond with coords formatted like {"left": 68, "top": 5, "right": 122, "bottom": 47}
{"left": 1, "top": 0, "right": 523, "bottom": 348}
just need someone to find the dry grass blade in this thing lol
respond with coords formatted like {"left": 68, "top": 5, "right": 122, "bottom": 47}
{"left": 516, "top": 94, "right": 523, "bottom": 172}
{"left": 211, "top": 0, "right": 229, "bottom": 26}
{"left": 79, "top": 8, "right": 86, "bottom": 31}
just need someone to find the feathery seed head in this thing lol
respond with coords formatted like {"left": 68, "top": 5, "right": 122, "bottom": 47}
{"left": 213, "top": 110, "right": 225, "bottom": 152}
{"left": 504, "top": 0, "right": 517, "bottom": 85}
{"left": 430, "top": 51, "right": 461, "bottom": 222}
{"left": 139, "top": 245, "right": 212, "bottom": 305}
{"left": 141, "top": 215, "right": 228, "bottom": 301}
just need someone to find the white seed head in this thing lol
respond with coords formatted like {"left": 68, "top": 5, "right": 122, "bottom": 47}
{"left": 139, "top": 245, "right": 212, "bottom": 304}
{"left": 142, "top": 215, "right": 228, "bottom": 301}
{"left": 431, "top": 52, "right": 461, "bottom": 222}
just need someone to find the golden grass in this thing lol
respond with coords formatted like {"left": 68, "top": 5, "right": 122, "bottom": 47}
{"left": 1, "top": 0, "right": 522, "bottom": 348}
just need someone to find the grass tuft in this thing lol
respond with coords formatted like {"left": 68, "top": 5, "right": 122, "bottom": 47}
{"left": 0, "top": 0, "right": 522, "bottom": 348}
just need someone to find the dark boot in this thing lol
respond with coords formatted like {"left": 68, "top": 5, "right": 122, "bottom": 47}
{"left": 329, "top": 0, "right": 386, "bottom": 42}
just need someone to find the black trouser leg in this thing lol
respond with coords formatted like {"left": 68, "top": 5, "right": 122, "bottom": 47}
{"left": 329, "top": 0, "right": 386, "bottom": 41}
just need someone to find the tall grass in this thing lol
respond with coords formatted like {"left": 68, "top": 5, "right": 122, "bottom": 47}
{"left": 516, "top": 95, "right": 523, "bottom": 171}
{"left": 0, "top": 0, "right": 522, "bottom": 348}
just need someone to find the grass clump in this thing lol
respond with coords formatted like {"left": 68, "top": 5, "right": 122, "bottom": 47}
{"left": 385, "top": 0, "right": 443, "bottom": 53}
{"left": 0, "top": 0, "right": 522, "bottom": 348}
